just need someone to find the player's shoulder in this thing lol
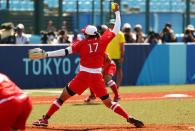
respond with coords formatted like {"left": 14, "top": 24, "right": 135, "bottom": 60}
{"left": 72, "top": 39, "right": 86, "bottom": 46}
{"left": 101, "top": 29, "right": 115, "bottom": 40}
{"left": 102, "top": 29, "right": 113, "bottom": 35}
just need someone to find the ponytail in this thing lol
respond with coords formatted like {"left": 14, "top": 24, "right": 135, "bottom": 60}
{"left": 87, "top": 32, "right": 100, "bottom": 39}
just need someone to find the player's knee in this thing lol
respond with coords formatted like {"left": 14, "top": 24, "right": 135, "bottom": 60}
{"left": 100, "top": 94, "right": 112, "bottom": 108}
{"left": 100, "top": 94, "right": 109, "bottom": 101}
{"left": 65, "top": 86, "right": 76, "bottom": 96}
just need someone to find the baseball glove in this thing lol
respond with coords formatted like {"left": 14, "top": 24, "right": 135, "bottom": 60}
{"left": 28, "top": 48, "right": 47, "bottom": 60}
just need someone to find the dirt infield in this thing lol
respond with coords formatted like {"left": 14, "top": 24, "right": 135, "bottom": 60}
{"left": 27, "top": 91, "right": 195, "bottom": 131}
{"left": 26, "top": 124, "right": 194, "bottom": 131}
{"left": 30, "top": 91, "right": 195, "bottom": 104}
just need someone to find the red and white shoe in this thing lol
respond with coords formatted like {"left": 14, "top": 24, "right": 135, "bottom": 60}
{"left": 32, "top": 115, "right": 48, "bottom": 126}
{"left": 84, "top": 95, "right": 96, "bottom": 103}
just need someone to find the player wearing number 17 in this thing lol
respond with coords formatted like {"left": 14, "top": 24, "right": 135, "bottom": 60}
{"left": 31, "top": 3, "right": 144, "bottom": 128}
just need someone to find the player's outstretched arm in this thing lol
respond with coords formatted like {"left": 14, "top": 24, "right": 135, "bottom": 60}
{"left": 47, "top": 46, "right": 72, "bottom": 57}
{"left": 112, "top": 3, "right": 121, "bottom": 35}
{"left": 28, "top": 47, "right": 72, "bottom": 60}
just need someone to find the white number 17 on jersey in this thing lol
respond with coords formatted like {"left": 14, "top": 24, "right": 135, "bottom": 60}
{"left": 88, "top": 43, "right": 99, "bottom": 53}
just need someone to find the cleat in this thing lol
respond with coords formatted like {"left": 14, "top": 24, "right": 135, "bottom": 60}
{"left": 32, "top": 115, "right": 48, "bottom": 127}
{"left": 84, "top": 95, "right": 96, "bottom": 103}
{"left": 113, "top": 96, "right": 121, "bottom": 102}
{"left": 127, "top": 117, "right": 144, "bottom": 128}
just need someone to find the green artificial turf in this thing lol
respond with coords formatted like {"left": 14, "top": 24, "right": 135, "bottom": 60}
{"left": 28, "top": 99, "right": 195, "bottom": 125}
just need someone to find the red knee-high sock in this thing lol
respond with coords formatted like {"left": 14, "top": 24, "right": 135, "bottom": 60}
{"left": 46, "top": 99, "right": 63, "bottom": 118}
{"left": 110, "top": 102, "right": 129, "bottom": 119}
{"left": 107, "top": 80, "right": 119, "bottom": 97}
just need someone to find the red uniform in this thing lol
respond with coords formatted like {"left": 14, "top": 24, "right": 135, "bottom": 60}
{"left": 103, "top": 60, "right": 116, "bottom": 77}
{"left": 0, "top": 73, "right": 32, "bottom": 131}
{"left": 69, "top": 29, "right": 115, "bottom": 97}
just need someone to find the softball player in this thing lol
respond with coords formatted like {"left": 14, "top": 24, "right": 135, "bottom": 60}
{"left": 0, "top": 73, "right": 32, "bottom": 131}
{"left": 31, "top": 3, "right": 144, "bottom": 128}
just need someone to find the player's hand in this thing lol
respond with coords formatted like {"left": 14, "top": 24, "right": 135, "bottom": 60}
{"left": 28, "top": 48, "right": 48, "bottom": 60}
{"left": 112, "top": 2, "right": 119, "bottom": 12}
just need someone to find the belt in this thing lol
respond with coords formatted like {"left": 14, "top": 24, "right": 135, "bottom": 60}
{"left": 80, "top": 65, "right": 102, "bottom": 74}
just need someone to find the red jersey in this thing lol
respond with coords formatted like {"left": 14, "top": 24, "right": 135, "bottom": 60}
{"left": 0, "top": 73, "right": 22, "bottom": 99}
{"left": 72, "top": 29, "right": 115, "bottom": 68}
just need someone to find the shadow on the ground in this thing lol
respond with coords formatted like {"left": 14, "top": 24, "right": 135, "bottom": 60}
{"left": 72, "top": 102, "right": 102, "bottom": 106}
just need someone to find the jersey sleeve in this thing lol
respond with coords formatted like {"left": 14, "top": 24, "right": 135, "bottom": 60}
{"left": 71, "top": 40, "right": 83, "bottom": 54}
{"left": 100, "top": 29, "right": 115, "bottom": 46}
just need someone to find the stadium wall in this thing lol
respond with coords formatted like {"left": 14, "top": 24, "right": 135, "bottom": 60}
{"left": 0, "top": 44, "right": 194, "bottom": 89}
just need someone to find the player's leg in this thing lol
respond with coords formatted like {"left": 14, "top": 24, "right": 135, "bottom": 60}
{"left": 32, "top": 86, "right": 75, "bottom": 126}
{"left": 91, "top": 75, "right": 144, "bottom": 128}
{"left": 84, "top": 88, "right": 96, "bottom": 103}
{"left": 104, "top": 74, "right": 120, "bottom": 102}
{"left": 33, "top": 72, "right": 89, "bottom": 126}
{"left": 101, "top": 96, "right": 144, "bottom": 128}
{"left": 46, "top": 72, "right": 90, "bottom": 119}
{"left": 46, "top": 85, "right": 77, "bottom": 118}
